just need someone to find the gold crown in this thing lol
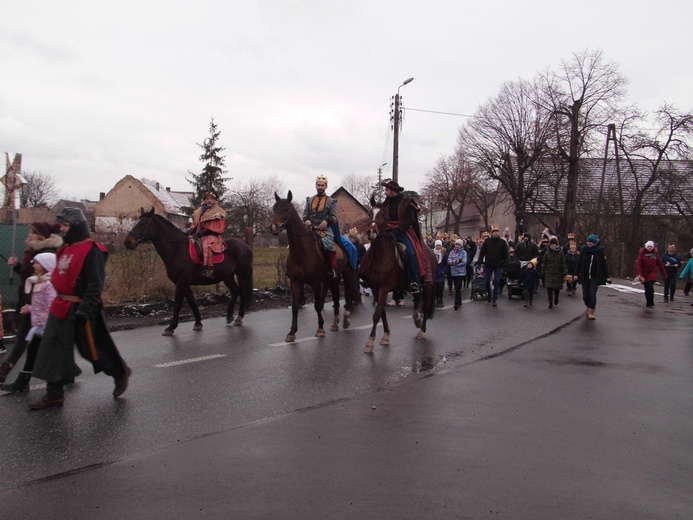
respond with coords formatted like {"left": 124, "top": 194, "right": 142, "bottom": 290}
{"left": 349, "top": 227, "right": 358, "bottom": 235}
{"left": 568, "top": 233, "right": 575, "bottom": 239}
{"left": 315, "top": 175, "right": 328, "bottom": 185}
{"left": 491, "top": 223, "right": 499, "bottom": 232}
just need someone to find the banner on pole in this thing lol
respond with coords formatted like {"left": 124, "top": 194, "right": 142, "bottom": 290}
{"left": 3, "top": 153, "right": 26, "bottom": 209}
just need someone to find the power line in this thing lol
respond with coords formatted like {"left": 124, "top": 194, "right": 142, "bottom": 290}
{"left": 404, "top": 107, "right": 474, "bottom": 118}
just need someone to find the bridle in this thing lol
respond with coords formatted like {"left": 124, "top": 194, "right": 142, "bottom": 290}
{"left": 128, "top": 215, "right": 154, "bottom": 244}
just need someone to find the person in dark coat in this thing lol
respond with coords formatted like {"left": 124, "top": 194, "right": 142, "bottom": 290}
{"left": 433, "top": 240, "right": 448, "bottom": 307}
{"left": 478, "top": 225, "right": 509, "bottom": 306}
{"left": 464, "top": 237, "right": 477, "bottom": 288}
{"left": 660, "top": 244, "right": 681, "bottom": 303}
{"left": 520, "top": 260, "right": 540, "bottom": 307}
{"left": 28, "top": 208, "right": 131, "bottom": 410}
{"left": 0, "top": 222, "right": 63, "bottom": 383}
{"left": 635, "top": 240, "right": 668, "bottom": 308}
{"left": 564, "top": 243, "right": 580, "bottom": 296}
{"left": 542, "top": 236, "right": 568, "bottom": 309}
{"left": 577, "top": 234, "right": 611, "bottom": 320}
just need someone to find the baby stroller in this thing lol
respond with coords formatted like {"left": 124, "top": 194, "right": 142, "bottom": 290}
{"left": 470, "top": 262, "right": 488, "bottom": 301}
{"left": 506, "top": 258, "right": 524, "bottom": 299}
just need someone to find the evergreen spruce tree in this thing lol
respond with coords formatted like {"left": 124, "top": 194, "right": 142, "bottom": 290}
{"left": 187, "top": 117, "right": 230, "bottom": 208}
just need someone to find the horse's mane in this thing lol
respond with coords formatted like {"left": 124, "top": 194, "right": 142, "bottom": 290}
{"left": 151, "top": 213, "right": 186, "bottom": 236}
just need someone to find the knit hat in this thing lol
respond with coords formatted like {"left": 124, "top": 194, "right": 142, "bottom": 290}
{"left": 434, "top": 240, "right": 443, "bottom": 247}
{"left": 645, "top": 240, "right": 655, "bottom": 248}
{"left": 454, "top": 239, "right": 464, "bottom": 246}
{"left": 586, "top": 234, "right": 599, "bottom": 244}
{"left": 33, "top": 252, "right": 56, "bottom": 273}
{"left": 549, "top": 236, "right": 558, "bottom": 245}
{"left": 31, "top": 221, "right": 57, "bottom": 239}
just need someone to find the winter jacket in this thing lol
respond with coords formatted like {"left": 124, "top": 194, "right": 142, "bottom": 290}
{"left": 447, "top": 247, "right": 468, "bottom": 277}
{"left": 565, "top": 251, "right": 581, "bottom": 276}
{"left": 636, "top": 248, "right": 667, "bottom": 282}
{"left": 479, "top": 236, "right": 509, "bottom": 269}
{"left": 578, "top": 244, "right": 609, "bottom": 285}
{"left": 680, "top": 258, "right": 693, "bottom": 280}
{"left": 435, "top": 250, "right": 448, "bottom": 284}
{"left": 520, "top": 267, "right": 540, "bottom": 290}
{"left": 514, "top": 238, "right": 539, "bottom": 262}
{"left": 661, "top": 252, "right": 681, "bottom": 278}
{"left": 542, "top": 247, "right": 568, "bottom": 290}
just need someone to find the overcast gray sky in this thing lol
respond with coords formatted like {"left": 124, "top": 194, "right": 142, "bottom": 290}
{"left": 2, "top": 1, "right": 691, "bottom": 204}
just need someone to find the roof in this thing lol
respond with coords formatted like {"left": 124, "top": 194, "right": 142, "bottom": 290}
{"left": 528, "top": 158, "right": 693, "bottom": 216}
{"left": 330, "top": 186, "right": 370, "bottom": 213}
{"left": 142, "top": 182, "right": 189, "bottom": 216}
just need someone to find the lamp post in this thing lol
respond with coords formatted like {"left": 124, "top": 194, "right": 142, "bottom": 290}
{"left": 392, "top": 77, "right": 414, "bottom": 184}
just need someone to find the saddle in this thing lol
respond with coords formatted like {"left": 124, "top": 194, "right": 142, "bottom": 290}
{"left": 188, "top": 236, "right": 224, "bottom": 265}
{"left": 394, "top": 242, "right": 407, "bottom": 271}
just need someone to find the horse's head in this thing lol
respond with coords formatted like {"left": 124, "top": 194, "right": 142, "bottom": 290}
{"left": 124, "top": 207, "right": 156, "bottom": 250}
{"left": 367, "top": 195, "right": 388, "bottom": 242}
{"left": 270, "top": 190, "right": 295, "bottom": 235}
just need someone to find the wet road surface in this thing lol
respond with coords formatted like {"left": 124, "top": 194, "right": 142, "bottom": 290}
{"left": 1, "top": 282, "right": 691, "bottom": 518}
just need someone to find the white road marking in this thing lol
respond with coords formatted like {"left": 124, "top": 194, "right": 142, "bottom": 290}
{"left": 267, "top": 323, "right": 382, "bottom": 346}
{"left": 154, "top": 354, "right": 227, "bottom": 368}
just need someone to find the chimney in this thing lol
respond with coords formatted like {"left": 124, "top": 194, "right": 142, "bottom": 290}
{"left": 166, "top": 187, "right": 171, "bottom": 192}
{"left": 99, "top": 192, "right": 105, "bottom": 200}
{"left": 155, "top": 182, "right": 160, "bottom": 191}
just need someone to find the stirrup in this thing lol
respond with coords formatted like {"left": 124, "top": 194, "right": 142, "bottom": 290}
{"left": 409, "top": 282, "right": 421, "bottom": 294}
{"left": 201, "top": 269, "right": 214, "bottom": 279}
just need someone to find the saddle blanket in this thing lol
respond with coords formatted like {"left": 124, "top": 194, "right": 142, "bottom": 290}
{"left": 189, "top": 239, "right": 224, "bottom": 265}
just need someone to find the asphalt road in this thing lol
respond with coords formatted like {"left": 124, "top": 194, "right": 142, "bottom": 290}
{"left": 0, "top": 281, "right": 691, "bottom": 519}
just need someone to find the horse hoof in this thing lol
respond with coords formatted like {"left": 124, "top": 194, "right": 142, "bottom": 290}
{"left": 343, "top": 313, "right": 351, "bottom": 329}
{"left": 286, "top": 335, "right": 296, "bottom": 343}
{"left": 416, "top": 331, "right": 426, "bottom": 340}
{"left": 193, "top": 324, "right": 203, "bottom": 332}
{"left": 329, "top": 324, "right": 339, "bottom": 332}
{"left": 316, "top": 329, "right": 326, "bottom": 338}
{"left": 364, "top": 341, "right": 375, "bottom": 353}
{"left": 162, "top": 329, "right": 174, "bottom": 336}
{"left": 233, "top": 317, "right": 243, "bottom": 327}
{"left": 379, "top": 338, "right": 390, "bottom": 346}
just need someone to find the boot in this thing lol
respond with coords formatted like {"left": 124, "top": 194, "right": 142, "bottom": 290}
{"left": 28, "top": 394, "right": 64, "bottom": 410}
{"left": 2, "top": 371, "right": 31, "bottom": 393}
{"left": 0, "top": 361, "right": 14, "bottom": 383}
{"left": 327, "top": 251, "right": 337, "bottom": 278}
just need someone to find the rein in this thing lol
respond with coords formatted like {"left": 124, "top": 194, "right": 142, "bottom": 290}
{"left": 129, "top": 216, "right": 188, "bottom": 244}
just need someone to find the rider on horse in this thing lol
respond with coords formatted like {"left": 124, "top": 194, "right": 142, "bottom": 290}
{"left": 381, "top": 180, "right": 424, "bottom": 294}
{"left": 303, "top": 175, "right": 338, "bottom": 278}
{"left": 190, "top": 190, "right": 227, "bottom": 279}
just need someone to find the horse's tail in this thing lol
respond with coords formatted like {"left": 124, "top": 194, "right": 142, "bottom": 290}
{"left": 423, "top": 249, "right": 436, "bottom": 320}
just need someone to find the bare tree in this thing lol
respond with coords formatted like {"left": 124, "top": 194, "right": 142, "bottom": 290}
{"left": 458, "top": 78, "right": 553, "bottom": 238}
{"left": 616, "top": 105, "right": 693, "bottom": 253}
{"left": 340, "top": 172, "right": 375, "bottom": 205}
{"left": 421, "top": 153, "right": 478, "bottom": 235}
{"left": 18, "top": 170, "right": 60, "bottom": 207}
{"left": 538, "top": 49, "right": 628, "bottom": 236}
{"left": 226, "top": 175, "right": 284, "bottom": 236}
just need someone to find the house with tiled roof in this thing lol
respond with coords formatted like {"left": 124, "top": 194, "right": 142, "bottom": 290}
{"left": 94, "top": 175, "right": 193, "bottom": 233}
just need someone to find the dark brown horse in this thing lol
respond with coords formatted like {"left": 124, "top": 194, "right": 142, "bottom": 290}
{"left": 270, "top": 191, "right": 355, "bottom": 343}
{"left": 358, "top": 198, "right": 435, "bottom": 353}
{"left": 124, "top": 208, "right": 253, "bottom": 336}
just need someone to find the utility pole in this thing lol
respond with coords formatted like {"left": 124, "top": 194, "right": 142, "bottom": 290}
{"left": 391, "top": 78, "right": 414, "bottom": 183}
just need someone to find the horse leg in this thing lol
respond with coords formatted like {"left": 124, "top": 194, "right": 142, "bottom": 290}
{"left": 286, "top": 281, "right": 303, "bottom": 343}
{"left": 330, "top": 278, "right": 340, "bottom": 332}
{"left": 183, "top": 284, "right": 203, "bottom": 331}
{"left": 225, "top": 278, "right": 239, "bottom": 326}
{"left": 163, "top": 286, "right": 186, "bottom": 336}
{"left": 412, "top": 292, "right": 423, "bottom": 329}
{"left": 314, "top": 283, "right": 326, "bottom": 337}
{"left": 342, "top": 267, "right": 353, "bottom": 329}
{"left": 380, "top": 300, "right": 391, "bottom": 346}
{"left": 234, "top": 276, "right": 252, "bottom": 326}
{"left": 365, "top": 287, "right": 387, "bottom": 353}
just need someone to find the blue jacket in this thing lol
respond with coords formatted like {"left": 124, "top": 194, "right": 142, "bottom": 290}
{"left": 434, "top": 250, "right": 448, "bottom": 284}
{"left": 661, "top": 252, "right": 681, "bottom": 278}
{"left": 680, "top": 258, "right": 693, "bottom": 280}
{"left": 447, "top": 247, "right": 467, "bottom": 277}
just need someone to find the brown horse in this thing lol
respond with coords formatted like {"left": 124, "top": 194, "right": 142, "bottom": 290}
{"left": 124, "top": 208, "right": 253, "bottom": 336}
{"left": 358, "top": 198, "right": 436, "bottom": 353}
{"left": 270, "top": 191, "right": 355, "bottom": 343}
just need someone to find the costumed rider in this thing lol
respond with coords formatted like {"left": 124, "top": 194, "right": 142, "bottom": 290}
{"left": 303, "top": 175, "right": 338, "bottom": 278}
{"left": 381, "top": 180, "right": 423, "bottom": 294}
{"left": 29, "top": 208, "right": 131, "bottom": 410}
{"left": 190, "top": 190, "right": 227, "bottom": 279}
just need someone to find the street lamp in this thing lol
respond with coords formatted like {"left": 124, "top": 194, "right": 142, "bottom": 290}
{"left": 392, "top": 77, "right": 414, "bottom": 183}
